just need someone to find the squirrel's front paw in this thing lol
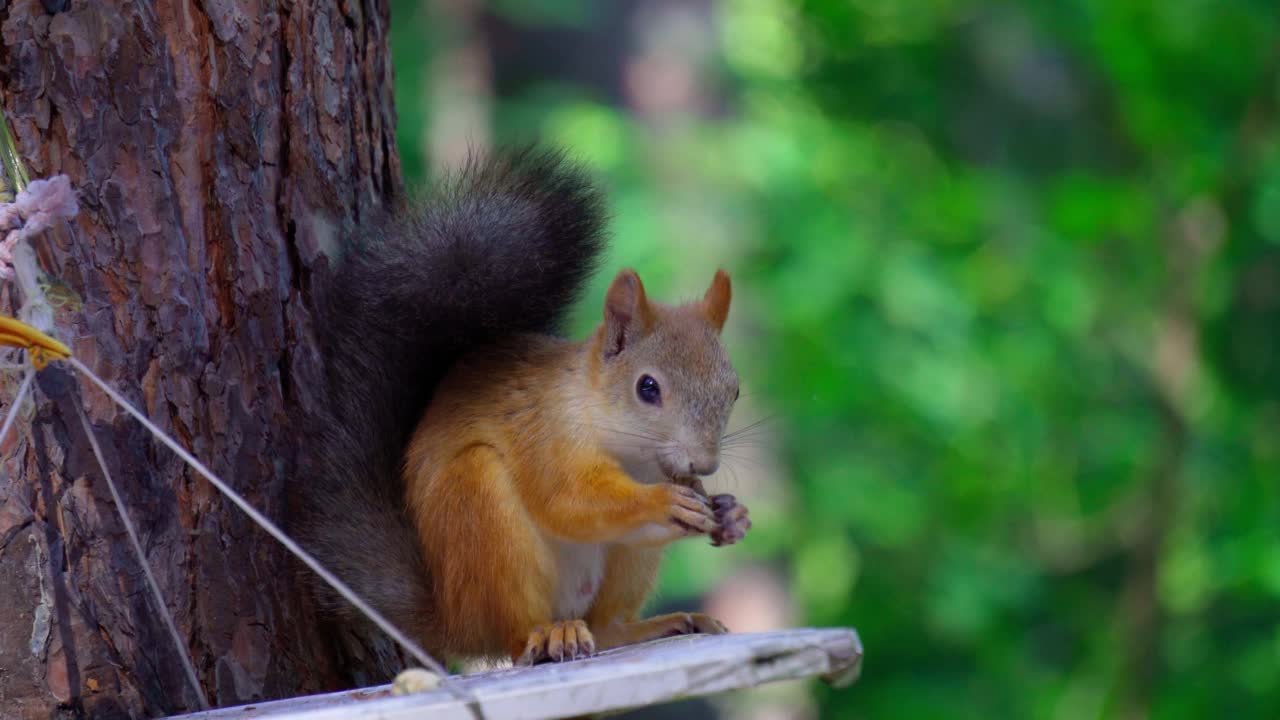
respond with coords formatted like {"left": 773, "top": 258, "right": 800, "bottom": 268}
{"left": 659, "top": 483, "right": 718, "bottom": 536}
{"left": 620, "top": 483, "right": 717, "bottom": 545}
{"left": 709, "top": 494, "right": 751, "bottom": 547}
{"left": 515, "top": 620, "right": 596, "bottom": 665}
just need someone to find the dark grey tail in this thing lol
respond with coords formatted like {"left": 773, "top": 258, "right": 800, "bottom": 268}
{"left": 297, "top": 147, "right": 606, "bottom": 648}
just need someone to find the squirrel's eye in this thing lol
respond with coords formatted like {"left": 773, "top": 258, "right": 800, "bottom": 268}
{"left": 636, "top": 375, "right": 662, "bottom": 405}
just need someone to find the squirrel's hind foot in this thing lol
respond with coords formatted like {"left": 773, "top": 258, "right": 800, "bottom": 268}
{"left": 592, "top": 612, "right": 729, "bottom": 653}
{"left": 514, "top": 620, "right": 597, "bottom": 665}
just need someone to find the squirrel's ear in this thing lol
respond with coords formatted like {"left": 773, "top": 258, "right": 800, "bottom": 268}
{"left": 602, "top": 269, "right": 650, "bottom": 360}
{"left": 702, "top": 269, "right": 731, "bottom": 333}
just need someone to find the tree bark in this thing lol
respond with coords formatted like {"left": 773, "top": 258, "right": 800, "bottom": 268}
{"left": 0, "top": 0, "right": 399, "bottom": 716}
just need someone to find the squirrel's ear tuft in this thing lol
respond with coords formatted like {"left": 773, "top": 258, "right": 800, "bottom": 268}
{"left": 702, "top": 269, "right": 731, "bottom": 333}
{"left": 603, "top": 269, "right": 650, "bottom": 359}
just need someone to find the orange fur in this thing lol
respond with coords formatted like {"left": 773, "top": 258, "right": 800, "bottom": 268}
{"left": 402, "top": 270, "right": 740, "bottom": 663}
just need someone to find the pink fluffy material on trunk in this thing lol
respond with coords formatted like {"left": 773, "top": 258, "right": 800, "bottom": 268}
{"left": 0, "top": 174, "right": 79, "bottom": 279}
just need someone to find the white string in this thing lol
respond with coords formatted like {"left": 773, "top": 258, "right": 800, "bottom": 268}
{"left": 0, "top": 367, "right": 33, "bottom": 449}
{"left": 67, "top": 357, "right": 482, "bottom": 716}
{"left": 73, "top": 402, "right": 210, "bottom": 710}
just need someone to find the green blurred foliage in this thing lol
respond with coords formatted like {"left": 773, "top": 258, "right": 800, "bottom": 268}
{"left": 391, "top": 1, "right": 1280, "bottom": 717}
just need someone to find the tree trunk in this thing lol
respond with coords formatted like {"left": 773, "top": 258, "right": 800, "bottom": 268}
{"left": 0, "top": 0, "right": 399, "bottom": 716}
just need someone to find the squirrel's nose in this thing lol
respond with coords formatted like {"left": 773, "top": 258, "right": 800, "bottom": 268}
{"left": 687, "top": 455, "right": 719, "bottom": 476}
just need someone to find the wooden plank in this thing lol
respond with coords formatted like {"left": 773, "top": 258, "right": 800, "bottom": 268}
{"left": 169, "top": 628, "right": 862, "bottom": 720}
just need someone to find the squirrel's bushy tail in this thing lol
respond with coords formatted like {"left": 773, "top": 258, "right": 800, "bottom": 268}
{"left": 298, "top": 147, "right": 606, "bottom": 646}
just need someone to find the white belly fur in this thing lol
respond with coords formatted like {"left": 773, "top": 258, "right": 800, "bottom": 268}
{"left": 551, "top": 540, "right": 605, "bottom": 620}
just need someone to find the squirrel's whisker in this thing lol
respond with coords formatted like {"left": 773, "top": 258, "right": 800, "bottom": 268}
{"left": 722, "top": 415, "right": 777, "bottom": 441}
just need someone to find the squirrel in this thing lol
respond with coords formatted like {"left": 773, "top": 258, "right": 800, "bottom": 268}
{"left": 298, "top": 146, "right": 751, "bottom": 668}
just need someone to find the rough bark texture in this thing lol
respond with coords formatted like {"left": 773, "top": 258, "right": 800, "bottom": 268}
{"left": 0, "top": 0, "right": 399, "bottom": 716}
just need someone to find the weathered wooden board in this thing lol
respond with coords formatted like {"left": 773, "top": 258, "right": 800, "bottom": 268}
{"left": 168, "top": 628, "right": 862, "bottom": 720}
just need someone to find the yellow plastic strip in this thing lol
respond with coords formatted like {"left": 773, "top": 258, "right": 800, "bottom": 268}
{"left": 0, "top": 315, "right": 70, "bottom": 369}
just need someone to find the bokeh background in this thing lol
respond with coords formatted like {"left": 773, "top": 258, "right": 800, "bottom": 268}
{"left": 388, "top": 1, "right": 1280, "bottom": 718}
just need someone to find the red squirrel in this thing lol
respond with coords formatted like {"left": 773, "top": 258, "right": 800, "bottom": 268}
{"left": 298, "top": 147, "right": 750, "bottom": 668}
